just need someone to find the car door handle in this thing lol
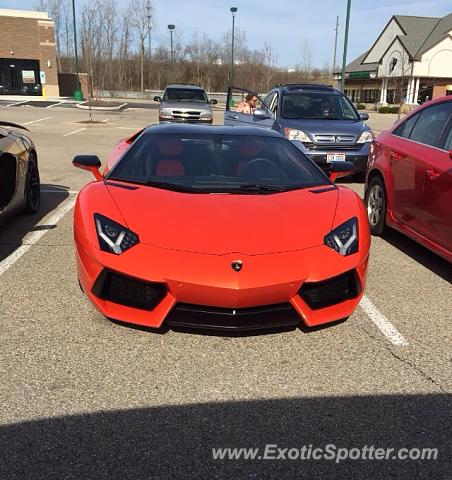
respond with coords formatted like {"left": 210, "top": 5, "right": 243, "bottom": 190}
{"left": 425, "top": 169, "right": 440, "bottom": 180}
{"left": 226, "top": 114, "right": 239, "bottom": 120}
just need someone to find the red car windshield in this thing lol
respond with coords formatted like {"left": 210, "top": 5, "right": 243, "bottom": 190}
{"left": 108, "top": 133, "right": 330, "bottom": 193}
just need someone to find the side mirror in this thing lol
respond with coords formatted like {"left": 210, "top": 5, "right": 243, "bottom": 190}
{"left": 449, "top": 149, "right": 452, "bottom": 160}
{"left": 328, "top": 161, "right": 354, "bottom": 182}
{"left": 253, "top": 108, "right": 270, "bottom": 120}
{"left": 153, "top": 96, "right": 161, "bottom": 102}
{"left": 209, "top": 99, "right": 218, "bottom": 105}
{"left": 359, "top": 112, "right": 369, "bottom": 121}
{"left": 73, "top": 155, "right": 103, "bottom": 181}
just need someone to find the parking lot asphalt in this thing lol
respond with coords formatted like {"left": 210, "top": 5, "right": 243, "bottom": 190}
{"left": 0, "top": 105, "right": 450, "bottom": 479}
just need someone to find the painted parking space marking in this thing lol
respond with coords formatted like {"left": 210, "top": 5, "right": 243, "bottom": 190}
{"left": 0, "top": 196, "right": 76, "bottom": 277}
{"left": 5, "top": 100, "right": 30, "bottom": 107}
{"left": 46, "top": 101, "right": 65, "bottom": 108}
{"left": 22, "top": 116, "right": 53, "bottom": 125}
{"left": 360, "top": 294, "right": 409, "bottom": 346}
{"left": 63, "top": 127, "right": 86, "bottom": 136}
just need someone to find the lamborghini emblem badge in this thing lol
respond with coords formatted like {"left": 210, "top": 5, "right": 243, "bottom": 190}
{"left": 231, "top": 260, "right": 243, "bottom": 272}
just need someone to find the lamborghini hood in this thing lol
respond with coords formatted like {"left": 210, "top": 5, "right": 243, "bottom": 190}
{"left": 106, "top": 183, "right": 339, "bottom": 255}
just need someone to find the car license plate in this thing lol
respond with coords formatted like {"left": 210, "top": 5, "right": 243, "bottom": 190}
{"left": 327, "top": 153, "right": 346, "bottom": 163}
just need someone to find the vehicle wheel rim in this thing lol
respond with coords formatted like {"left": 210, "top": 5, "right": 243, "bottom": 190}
{"left": 367, "top": 184, "right": 383, "bottom": 226}
{"left": 28, "top": 163, "right": 40, "bottom": 209}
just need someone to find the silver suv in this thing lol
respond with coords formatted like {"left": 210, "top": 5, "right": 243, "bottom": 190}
{"left": 154, "top": 84, "right": 217, "bottom": 124}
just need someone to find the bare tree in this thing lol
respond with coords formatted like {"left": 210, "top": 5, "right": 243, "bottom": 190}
{"left": 35, "top": 0, "right": 63, "bottom": 70}
{"left": 263, "top": 42, "right": 278, "bottom": 91}
{"left": 129, "top": 0, "right": 153, "bottom": 92}
{"left": 300, "top": 39, "right": 313, "bottom": 78}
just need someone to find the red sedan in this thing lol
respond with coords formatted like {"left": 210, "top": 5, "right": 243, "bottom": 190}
{"left": 365, "top": 96, "right": 452, "bottom": 262}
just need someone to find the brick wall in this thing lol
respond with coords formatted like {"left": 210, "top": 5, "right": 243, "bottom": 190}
{"left": 0, "top": 13, "right": 59, "bottom": 96}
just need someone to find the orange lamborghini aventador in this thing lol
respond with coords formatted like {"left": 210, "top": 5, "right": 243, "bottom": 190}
{"left": 73, "top": 124, "right": 370, "bottom": 331}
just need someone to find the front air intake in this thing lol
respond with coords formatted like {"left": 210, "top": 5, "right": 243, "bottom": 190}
{"left": 92, "top": 269, "right": 166, "bottom": 310}
{"left": 299, "top": 270, "right": 361, "bottom": 310}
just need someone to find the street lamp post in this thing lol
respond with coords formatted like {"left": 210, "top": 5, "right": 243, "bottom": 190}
{"left": 229, "top": 7, "right": 237, "bottom": 88}
{"left": 340, "top": 0, "right": 352, "bottom": 93}
{"left": 72, "top": 0, "right": 83, "bottom": 101}
{"left": 168, "top": 24, "right": 175, "bottom": 83}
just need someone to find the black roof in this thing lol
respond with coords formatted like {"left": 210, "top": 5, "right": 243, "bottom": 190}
{"left": 143, "top": 123, "right": 284, "bottom": 138}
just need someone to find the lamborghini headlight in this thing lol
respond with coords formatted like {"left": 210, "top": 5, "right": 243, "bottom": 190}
{"left": 284, "top": 128, "right": 311, "bottom": 142}
{"left": 324, "top": 217, "right": 358, "bottom": 256}
{"left": 94, "top": 213, "right": 139, "bottom": 255}
{"left": 356, "top": 130, "right": 373, "bottom": 143}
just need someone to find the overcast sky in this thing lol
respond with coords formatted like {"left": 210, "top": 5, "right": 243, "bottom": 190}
{"left": 1, "top": 0, "right": 451, "bottom": 68}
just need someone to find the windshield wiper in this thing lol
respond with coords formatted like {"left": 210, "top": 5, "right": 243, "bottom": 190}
{"left": 145, "top": 180, "right": 201, "bottom": 193}
{"left": 238, "top": 184, "right": 294, "bottom": 192}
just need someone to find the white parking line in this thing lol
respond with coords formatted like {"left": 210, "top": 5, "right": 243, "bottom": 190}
{"left": 46, "top": 101, "right": 65, "bottom": 108}
{"left": 360, "top": 294, "right": 409, "bottom": 346}
{"left": 22, "top": 116, "right": 53, "bottom": 125}
{"left": 5, "top": 100, "right": 29, "bottom": 107}
{"left": 0, "top": 196, "right": 76, "bottom": 277}
{"left": 63, "top": 127, "right": 86, "bottom": 136}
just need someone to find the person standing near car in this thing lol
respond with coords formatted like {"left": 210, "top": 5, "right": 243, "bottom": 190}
{"left": 237, "top": 94, "right": 257, "bottom": 114}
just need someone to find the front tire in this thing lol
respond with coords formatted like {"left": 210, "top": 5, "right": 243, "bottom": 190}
{"left": 365, "top": 176, "right": 387, "bottom": 236}
{"left": 25, "top": 153, "right": 40, "bottom": 214}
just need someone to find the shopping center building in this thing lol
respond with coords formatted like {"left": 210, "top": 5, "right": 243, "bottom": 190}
{"left": 335, "top": 14, "right": 452, "bottom": 105}
{"left": 0, "top": 9, "right": 59, "bottom": 97}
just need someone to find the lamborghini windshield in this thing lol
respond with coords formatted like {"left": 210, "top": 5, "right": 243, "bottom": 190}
{"left": 282, "top": 92, "right": 359, "bottom": 121}
{"left": 108, "top": 132, "right": 330, "bottom": 193}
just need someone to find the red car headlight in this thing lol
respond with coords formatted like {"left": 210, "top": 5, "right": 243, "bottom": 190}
{"left": 94, "top": 213, "right": 139, "bottom": 255}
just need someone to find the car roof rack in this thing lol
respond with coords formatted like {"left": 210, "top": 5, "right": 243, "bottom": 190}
{"left": 275, "top": 83, "right": 335, "bottom": 91}
{"left": 166, "top": 83, "right": 203, "bottom": 88}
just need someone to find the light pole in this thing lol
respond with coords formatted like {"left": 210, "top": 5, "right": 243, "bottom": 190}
{"left": 229, "top": 7, "right": 237, "bottom": 88}
{"left": 72, "top": 0, "right": 83, "bottom": 101}
{"left": 340, "top": 0, "right": 351, "bottom": 93}
{"left": 168, "top": 24, "right": 175, "bottom": 83}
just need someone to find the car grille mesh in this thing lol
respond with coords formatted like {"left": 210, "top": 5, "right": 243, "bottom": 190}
{"left": 92, "top": 270, "right": 166, "bottom": 310}
{"left": 299, "top": 270, "right": 361, "bottom": 309}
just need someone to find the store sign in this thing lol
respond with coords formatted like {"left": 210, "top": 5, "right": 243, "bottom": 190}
{"left": 40, "top": 71, "right": 46, "bottom": 84}
{"left": 349, "top": 71, "right": 371, "bottom": 79}
{"left": 22, "top": 70, "right": 36, "bottom": 84}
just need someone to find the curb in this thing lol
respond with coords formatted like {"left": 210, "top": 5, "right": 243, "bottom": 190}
{"left": 76, "top": 102, "right": 128, "bottom": 111}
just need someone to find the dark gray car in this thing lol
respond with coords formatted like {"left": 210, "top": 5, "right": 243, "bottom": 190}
{"left": 224, "top": 84, "right": 372, "bottom": 180}
{"left": 154, "top": 84, "right": 217, "bottom": 124}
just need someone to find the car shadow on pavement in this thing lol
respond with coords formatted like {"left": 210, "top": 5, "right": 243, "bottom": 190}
{"left": 0, "top": 184, "right": 70, "bottom": 263}
{"left": 383, "top": 228, "right": 451, "bottom": 283}
{"left": 0, "top": 394, "right": 449, "bottom": 479}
